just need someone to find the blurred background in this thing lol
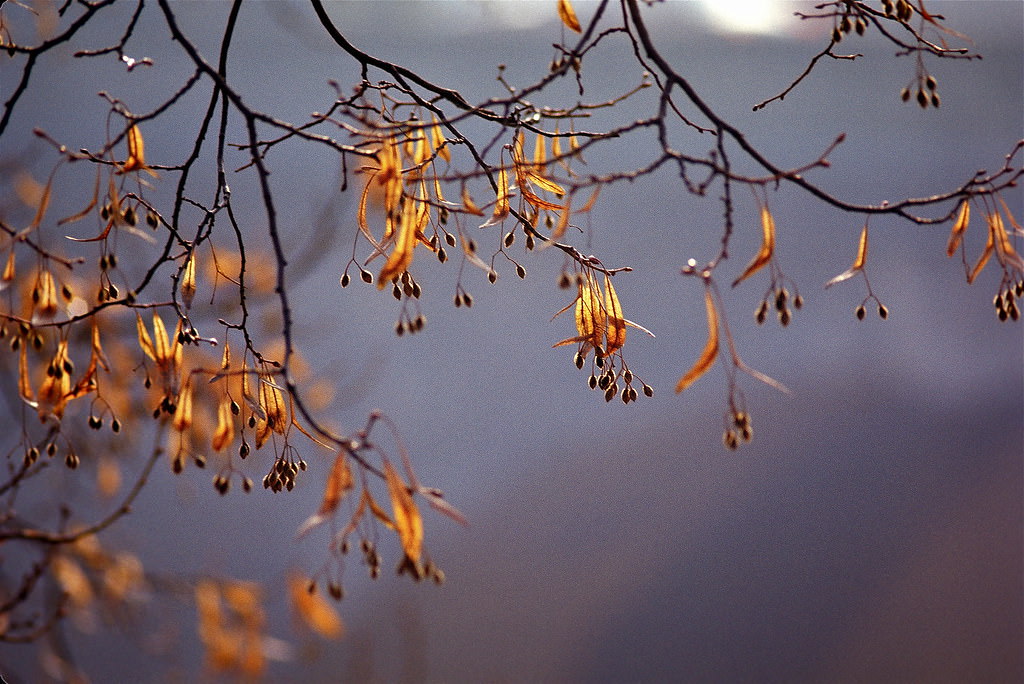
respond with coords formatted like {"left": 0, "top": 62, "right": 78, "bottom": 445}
{"left": 1, "top": 1, "right": 1021, "bottom": 681}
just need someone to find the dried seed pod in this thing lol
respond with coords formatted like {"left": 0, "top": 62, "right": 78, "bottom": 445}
{"left": 755, "top": 300, "right": 768, "bottom": 325}
{"left": 642, "top": 384, "right": 654, "bottom": 398}
{"left": 855, "top": 304, "right": 866, "bottom": 320}
{"left": 516, "top": 265, "right": 526, "bottom": 279}
{"left": 437, "top": 247, "right": 447, "bottom": 263}
{"left": 779, "top": 309, "right": 791, "bottom": 327}
{"left": 793, "top": 294, "right": 804, "bottom": 310}
{"left": 360, "top": 269, "right": 373, "bottom": 284}
{"left": 340, "top": 272, "right": 351, "bottom": 288}
{"left": 723, "top": 430, "right": 738, "bottom": 450}
{"left": 504, "top": 231, "right": 515, "bottom": 247}
{"left": 877, "top": 304, "right": 889, "bottom": 320}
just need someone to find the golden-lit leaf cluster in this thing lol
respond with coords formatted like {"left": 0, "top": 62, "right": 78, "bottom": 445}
{"left": 289, "top": 573, "right": 344, "bottom": 639}
{"left": 196, "top": 579, "right": 268, "bottom": 678}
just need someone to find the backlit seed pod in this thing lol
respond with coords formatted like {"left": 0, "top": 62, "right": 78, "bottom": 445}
{"left": 604, "top": 386, "right": 615, "bottom": 402}
{"left": 775, "top": 289, "right": 788, "bottom": 311}
{"left": 445, "top": 232, "right": 456, "bottom": 247}
{"left": 623, "top": 369, "right": 633, "bottom": 384}
{"left": 574, "top": 352, "right": 585, "bottom": 369}
{"left": 464, "top": 293, "right": 473, "bottom": 307}
{"left": 111, "top": 418, "right": 121, "bottom": 433}
{"left": 516, "top": 265, "right": 526, "bottom": 279}
{"left": 925, "top": 75, "right": 937, "bottom": 91}
{"left": 122, "top": 206, "right": 137, "bottom": 226}
{"left": 392, "top": 283, "right": 402, "bottom": 300}
{"left": 755, "top": 300, "right": 768, "bottom": 325}
{"left": 621, "top": 388, "right": 630, "bottom": 404}
{"left": 360, "top": 269, "right": 373, "bottom": 284}
{"left": 525, "top": 234, "right": 535, "bottom": 250}
{"left": 588, "top": 374, "right": 598, "bottom": 389}
{"left": 146, "top": 210, "right": 158, "bottom": 228}
{"left": 643, "top": 384, "right": 654, "bottom": 398}
{"left": 395, "top": 321, "right": 405, "bottom": 337}
{"left": 723, "top": 430, "right": 738, "bottom": 450}
{"left": 916, "top": 88, "right": 928, "bottom": 108}
{"left": 740, "top": 424, "right": 753, "bottom": 442}
{"left": 1016, "top": 281, "right": 1023, "bottom": 297}
{"left": 598, "top": 373, "right": 610, "bottom": 390}
{"left": 793, "top": 294, "right": 803, "bottom": 310}
{"left": 831, "top": 27, "right": 842, "bottom": 42}
{"left": 437, "top": 247, "right": 447, "bottom": 263}
{"left": 488, "top": 270, "right": 497, "bottom": 284}
{"left": 454, "top": 293, "right": 462, "bottom": 308}
{"left": 877, "top": 304, "right": 889, "bottom": 319}
{"left": 855, "top": 305, "right": 866, "bottom": 320}
{"left": 66, "top": 452, "right": 80, "bottom": 469}
{"left": 900, "top": 87, "right": 911, "bottom": 102}
{"left": 340, "top": 272, "right": 350, "bottom": 288}
{"left": 779, "top": 309, "right": 791, "bottom": 327}
{"left": 930, "top": 92, "right": 940, "bottom": 108}
{"left": 840, "top": 15, "right": 850, "bottom": 34}
{"left": 855, "top": 18, "right": 866, "bottom": 35}
{"left": 504, "top": 231, "right": 515, "bottom": 247}
{"left": 558, "top": 272, "right": 572, "bottom": 289}
{"left": 629, "top": 387, "right": 638, "bottom": 401}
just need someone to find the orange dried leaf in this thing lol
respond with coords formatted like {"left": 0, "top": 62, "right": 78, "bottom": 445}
{"left": 479, "top": 166, "right": 511, "bottom": 228}
{"left": 18, "top": 344, "right": 34, "bottom": 404}
{"left": 34, "top": 269, "right": 58, "bottom": 318}
{"left": 946, "top": 200, "right": 970, "bottom": 257}
{"left": 603, "top": 274, "right": 626, "bottom": 355}
{"left": 377, "top": 188, "right": 420, "bottom": 287}
{"left": 296, "top": 451, "right": 353, "bottom": 538}
{"left": 385, "top": 459, "right": 424, "bottom": 564}
{"left": 181, "top": 251, "right": 197, "bottom": 309}
{"left": 461, "top": 184, "right": 484, "bottom": 216}
{"left": 119, "top": 124, "right": 157, "bottom": 177}
{"left": 532, "top": 132, "right": 547, "bottom": 169}
{"left": 825, "top": 221, "right": 869, "bottom": 289}
{"left": 172, "top": 383, "right": 194, "bottom": 432}
{"left": 151, "top": 313, "right": 170, "bottom": 365}
{"left": 550, "top": 197, "right": 571, "bottom": 242}
{"left": 289, "top": 573, "right": 344, "bottom": 639}
{"left": 558, "top": 0, "right": 582, "bottom": 33}
{"left": 221, "top": 340, "right": 231, "bottom": 370}
{"left": 967, "top": 221, "right": 994, "bottom": 284}
{"left": 136, "top": 312, "right": 156, "bottom": 362}
{"left": 2, "top": 250, "right": 14, "bottom": 282}
{"left": 732, "top": 206, "right": 776, "bottom": 287}
{"left": 430, "top": 115, "right": 451, "bottom": 163}
{"left": 991, "top": 210, "right": 1024, "bottom": 271}
{"left": 364, "top": 489, "right": 395, "bottom": 530}
{"left": 212, "top": 395, "right": 234, "bottom": 452}
{"left": 676, "top": 289, "right": 719, "bottom": 393}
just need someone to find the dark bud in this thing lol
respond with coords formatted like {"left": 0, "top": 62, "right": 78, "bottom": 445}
{"left": 146, "top": 210, "right": 159, "bottom": 228}
{"left": 360, "top": 269, "right": 373, "bottom": 284}
{"left": 793, "top": 294, "right": 803, "bottom": 310}
{"left": 916, "top": 88, "right": 928, "bottom": 108}
{"left": 437, "top": 247, "right": 447, "bottom": 263}
{"left": 488, "top": 270, "right": 497, "bottom": 284}
{"left": 516, "top": 265, "right": 526, "bottom": 279}
{"left": 65, "top": 451, "right": 80, "bottom": 469}
{"left": 755, "top": 301, "right": 768, "bottom": 325}
{"left": 574, "top": 352, "right": 585, "bottom": 369}
{"left": 900, "top": 87, "right": 911, "bottom": 102}
{"left": 122, "top": 206, "right": 137, "bottom": 226}
{"left": 340, "top": 272, "right": 351, "bottom": 288}
{"left": 445, "top": 232, "right": 456, "bottom": 247}
{"left": 779, "top": 309, "right": 791, "bottom": 327}
{"left": 855, "top": 305, "right": 866, "bottom": 320}
{"left": 504, "top": 231, "right": 515, "bottom": 248}
{"left": 642, "top": 384, "right": 654, "bottom": 398}
{"left": 877, "top": 304, "right": 889, "bottom": 320}
{"left": 111, "top": 418, "right": 121, "bottom": 433}
{"left": 588, "top": 374, "right": 598, "bottom": 389}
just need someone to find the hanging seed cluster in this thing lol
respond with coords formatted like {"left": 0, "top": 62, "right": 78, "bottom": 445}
{"left": 995, "top": 280, "right": 1024, "bottom": 322}
{"left": 723, "top": 410, "right": 753, "bottom": 451}
{"left": 755, "top": 286, "right": 802, "bottom": 327}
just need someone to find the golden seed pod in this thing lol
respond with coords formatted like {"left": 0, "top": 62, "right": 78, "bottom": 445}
{"left": 775, "top": 289, "right": 788, "bottom": 311}
{"left": 146, "top": 210, "right": 159, "bottom": 228}
{"left": 832, "top": 27, "right": 842, "bottom": 42}
{"left": 840, "top": 15, "right": 851, "bottom": 34}
{"left": 723, "top": 430, "right": 738, "bottom": 450}
{"left": 395, "top": 321, "right": 405, "bottom": 336}
{"left": 525, "top": 234, "right": 535, "bottom": 250}
{"left": 111, "top": 418, "right": 121, "bottom": 433}
{"left": 328, "top": 582, "right": 344, "bottom": 601}
{"left": 740, "top": 424, "right": 753, "bottom": 443}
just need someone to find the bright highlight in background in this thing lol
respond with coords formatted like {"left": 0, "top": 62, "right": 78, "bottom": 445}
{"left": 699, "top": 0, "right": 791, "bottom": 36}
